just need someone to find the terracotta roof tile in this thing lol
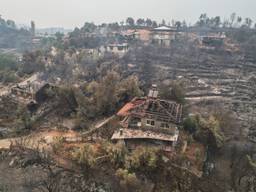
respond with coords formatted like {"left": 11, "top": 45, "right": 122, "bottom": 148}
{"left": 117, "top": 98, "right": 145, "bottom": 116}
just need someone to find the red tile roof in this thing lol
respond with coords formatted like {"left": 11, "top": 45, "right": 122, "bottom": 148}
{"left": 117, "top": 98, "right": 145, "bottom": 116}
{"left": 117, "top": 97, "right": 183, "bottom": 124}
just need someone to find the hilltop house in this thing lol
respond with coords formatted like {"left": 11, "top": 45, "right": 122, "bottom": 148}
{"left": 112, "top": 85, "right": 183, "bottom": 152}
{"left": 151, "top": 26, "right": 177, "bottom": 47}
{"left": 121, "top": 30, "right": 140, "bottom": 41}
{"left": 103, "top": 43, "right": 129, "bottom": 56}
{"left": 122, "top": 29, "right": 151, "bottom": 42}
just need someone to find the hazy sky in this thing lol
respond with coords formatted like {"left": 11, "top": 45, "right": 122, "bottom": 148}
{"left": 0, "top": 0, "right": 256, "bottom": 29}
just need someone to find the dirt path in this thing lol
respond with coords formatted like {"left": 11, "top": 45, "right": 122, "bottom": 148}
{"left": 0, "top": 116, "right": 115, "bottom": 150}
{"left": 0, "top": 130, "right": 81, "bottom": 150}
{"left": 0, "top": 138, "right": 11, "bottom": 149}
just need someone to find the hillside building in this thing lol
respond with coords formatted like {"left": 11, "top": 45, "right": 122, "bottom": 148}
{"left": 151, "top": 26, "right": 177, "bottom": 47}
{"left": 200, "top": 32, "right": 226, "bottom": 47}
{"left": 112, "top": 85, "right": 183, "bottom": 152}
{"left": 122, "top": 29, "right": 151, "bottom": 42}
{"left": 104, "top": 43, "right": 129, "bottom": 56}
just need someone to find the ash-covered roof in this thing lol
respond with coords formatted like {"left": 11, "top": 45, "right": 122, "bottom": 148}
{"left": 112, "top": 128, "right": 179, "bottom": 142}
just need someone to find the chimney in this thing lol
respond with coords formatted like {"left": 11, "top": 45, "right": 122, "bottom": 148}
{"left": 119, "top": 129, "right": 123, "bottom": 136}
{"left": 148, "top": 84, "right": 158, "bottom": 99}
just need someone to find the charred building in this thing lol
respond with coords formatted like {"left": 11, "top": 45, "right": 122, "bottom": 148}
{"left": 112, "top": 85, "right": 183, "bottom": 152}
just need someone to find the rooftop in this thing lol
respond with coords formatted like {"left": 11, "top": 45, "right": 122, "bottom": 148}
{"left": 117, "top": 98, "right": 145, "bottom": 116}
{"left": 201, "top": 35, "right": 226, "bottom": 39}
{"left": 117, "top": 97, "right": 183, "bottom": 124}
{"left": 153, "top": 26, "right": 177, "bottom": 31}
{"left": 108, "top": 43, "right": 128, "bottom": 47}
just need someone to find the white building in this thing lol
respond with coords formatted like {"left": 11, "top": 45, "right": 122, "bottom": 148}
{"left": 151, "top": 26, "right": 177, "bottom": 47}
{"left": 104, "top": 43, "right": 129, "bottom": 56}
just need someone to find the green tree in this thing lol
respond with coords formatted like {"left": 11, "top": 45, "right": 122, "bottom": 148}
{"left": 230, "top": 12, "right": 237, "bottom": 28}
{"left": 104, "top": 142, "right": 127, "bottom": 167}
{"left": 116, "top": 75, "right": 143, "bottom": 105}
{"left": 6, "top": 19, "right": 16, "bottom": 28}
{"left": 94, "top": 71, "right": 120, "bottom": 115}
{"left": 22, "top": 50, "right": 45, "bottom": 74}
{"left": 0, "top": 70, "right": 18, "bottom": 83}
{"left": 244, "top": 18, "right": 253, "bottom": 28}
{"left": 115, "top": 169, "right": 141, "bottom": 192}
{"left": 159, "top": 82, "right": 185, "bottom": 104}
{"left": 55, "top": 32, "right": 64, "bottom": 41}
{"left": 0, "top": 53, "right": 18, "bottom": 71}
{"left": 125, "top": 147, "right": 160, "bottom": 173}
{"left": 108, "top": 22, "right": 120, "bottom": 31}
{"left": 195, "top": 115, "right": 225, "bottom": 149}
{"left": 182, "top": 20, "right": 187, "bottom": 28}
{"left": 72, "top": 144, "right": 96, "bottom": 172}
{"left": 183, "top": 115, "right": 200, "bottom": 134}
{"left": 237, "top": 16, "right": 243, "bottom": 27}
{"left": 0, "top": 184, "right": 8, "bottom": 192}
{"left": 161, "top": 19, "right": 166, "bottom": 26}
{"left": 152, "top": 21, "right": 158, "bottom": 28}
{"left": 146, "top": 18, "right": 153, "bottom": 27}
{"left": 0, "top": 15, "right": 6, "bottom": 26}
{"left": 81, "top": 22, "right": 97, "bottom": 33}
{"left": 213, "top": 16, "right": 221, "bottom": 28}
{"left": 126, "top": 17, "right": 135, "bottom": 26}
{"left": 76, "top": 73, "right": 143, "bottom": 120}
{"left": 136, "top": 18, "right": 145, "bottom": 26}
{"left": 197, "top": 13, "right": 210, "bottom": 27}
{"left": 175, "top": 21, "right": 182, "bottom": 30}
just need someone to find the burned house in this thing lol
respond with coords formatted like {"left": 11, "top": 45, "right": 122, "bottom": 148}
{"left": 121, "top": 30, "right": 140, "bottom": 41}
{"left": 11, "top": 73, "right": 46, "bottom": 99}
{"left": 151, "top": 26, "right": 177, "bottom": 47}
{"left": 122, "top": 29, "right": 151, "bottom": 42}
{"left": 200, "top": 33, "right": 226, "bottom": 48}
{"left": 104, "top": 43, "right": 129, "bottom": 56}
{"left": 112, "top": 85, "right": 183, "bottom": 152}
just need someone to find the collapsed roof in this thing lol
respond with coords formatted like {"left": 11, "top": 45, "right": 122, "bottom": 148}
{"left": 117, "top": 97, "right": 183, "bottom": 125}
